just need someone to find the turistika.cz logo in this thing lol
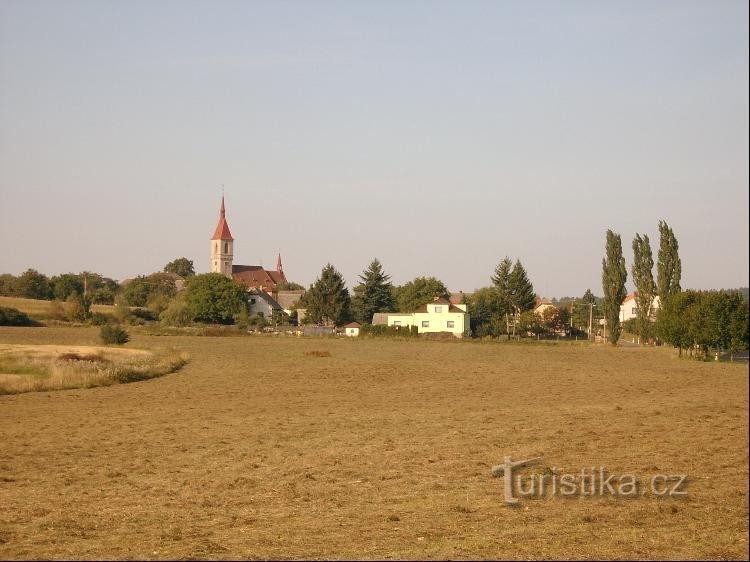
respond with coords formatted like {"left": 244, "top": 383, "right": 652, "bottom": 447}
{"left": 491, "top": 456, "right": 688, "bottom": 504}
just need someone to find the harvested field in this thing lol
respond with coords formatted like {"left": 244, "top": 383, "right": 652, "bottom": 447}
{"left": 0, "top": 326, "right": 747, "bottom": 559}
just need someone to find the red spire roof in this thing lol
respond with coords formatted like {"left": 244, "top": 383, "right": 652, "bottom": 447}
{"left": 276, "top": 253, "right": 283, "bottom": 275}
{"left": 211, "top": 195, "right": 234, "bottom": 240}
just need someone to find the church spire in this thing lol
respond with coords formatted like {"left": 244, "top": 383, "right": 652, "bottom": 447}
{"left": 211, "top": 194, "right": 233, "bottom": 241}
{"left": 276, "top": 253, "right": 283, "bottom": 275}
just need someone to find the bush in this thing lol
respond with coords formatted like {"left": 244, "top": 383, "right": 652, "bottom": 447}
{"left": 160, "top": 297, "right": 194, "bottom": 327}
{"left": 0, "top": 306, "right": 37, "bottom": 326}
{"left": 100, "top": 324, "right": 130, "bottom": 345}
{"left": 89, "top": 312, "right": 113, "bottom": 326}
{"left": 65, "top": 292, "right": 91, "bottom": 322}
{"left": 360, "top": 324, "right": 419, "bottom": 337}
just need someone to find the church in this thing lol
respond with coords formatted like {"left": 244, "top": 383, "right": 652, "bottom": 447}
{"left": 210, "top": 196, "right": 288, "bottom": 295}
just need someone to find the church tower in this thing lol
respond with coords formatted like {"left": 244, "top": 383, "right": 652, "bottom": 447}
{"left": 210, "top": 195, "right": 234, "bottom": 278}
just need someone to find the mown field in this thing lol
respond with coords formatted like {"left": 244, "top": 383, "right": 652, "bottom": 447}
{"left": 0, "top": 296, "right": 117, "bottom": 320}
{"left": 0, "top": 326, "right": 747, "bottom": 560}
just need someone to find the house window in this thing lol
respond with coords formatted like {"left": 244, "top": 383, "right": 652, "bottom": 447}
{"left": 632, "top": 307, "right": 637, "bottom": 314}
{"left": 393, "top": 320, "right": 401, "bottom": 326}
{"left": 422, "top": 320, "right": 429, "bottom": 328}
{"left": 250, "top": 298, "right": 256, "bottom": 305}
{"left": 447, "top": 320, "right": 455, "bottom": 328}
{"left": 435, "top": 306, "right": 442, "bottom": 313}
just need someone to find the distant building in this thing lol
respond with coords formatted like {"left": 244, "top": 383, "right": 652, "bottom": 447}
{"left": 381, "top": 297, "right": 470, "bottom": 338}
{"left": 343, "top": 322, "right": 361, "bottom": 337}
{"left": 276, "top": 290, "right": 306, "bottom": 316}
{"left": 247, "top": 289, "right": 283, "bottom": 319}
{"left": 534, "top": 297, "right": 557, "bottom": 317}
{"left": 619, "top": 293, "right": 660, "bottom": 322}
{"left": 209, "top": 196, "right": 288, "bottom": 295}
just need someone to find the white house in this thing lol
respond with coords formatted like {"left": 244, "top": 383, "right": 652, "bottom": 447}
{"left": 343, "top": 322, "right": 361, "bottom": 337}
{"left": 247, "top": 289, "right": 283, "bottom": 319}
{"left": 383, "top": 297, "right": 471, "bottom": 338}
{"left": 620, "top": 293, "right": 660, "bottom": 322}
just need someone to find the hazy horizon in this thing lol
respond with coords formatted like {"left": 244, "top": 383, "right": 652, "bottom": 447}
{"left": 1, "top": 0, "right": 748, "bottom": 297}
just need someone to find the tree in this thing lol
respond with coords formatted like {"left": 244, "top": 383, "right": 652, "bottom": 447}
{"left": 393, "top": 277, "right": 449, "bottom": 313}
{"left": 0, "top": 274, "right": 17, "bottom": 296}
{"left": 508, "top": 260, "right": 536, "bottom": 312}
{"left": 118, "top": 276, "right": 151, "bottom": 307}
{"left": 541, "top": 306, "right": 569, "bottom": 335}
{"left": 656, "top": 220, "right": 681, "bottom": 303}
{"left": 601, "top": 230, "right": 627, "bottom": 345}
{"left": 631, "top": 233, "right": 656, "bottom": 342}
{"left": 490, "top": 257, "right": 514, "bottom": 337}
{"left": 276, "top": 281, "right": 305, "bottom": 291}
{"left": 15, "top": 269, "right": 52, "bottom": 300}
{"left": 572, "top": 289, "right": 597, "bottom": 332}
{"left": 51, "top": 273, "right": 85, "bottom": 301}
{"left": 164, "top": 257, "right": 195, "bottom": 278}
{"left": 518, "top": 310, "right": 544, "bottom": 337}
{"left": 300, "top": 264, "right": 352, "bottom": 326}
{"left": 467, "top": 287, "right": 506, "bottom": 337}
{"left": 159, "top": 293, "right": 194, "bottom": 327}
{"left": 184, "top": 273, "right": 247, "bottom": 324}
{"left": 351, "top": 259, "right": 396, "bottom": 324}
{"left": 65, "top": 291, "right": 91, "bottom": 322}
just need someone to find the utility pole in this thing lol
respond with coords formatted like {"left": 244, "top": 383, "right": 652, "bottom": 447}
{"left": 588, "top": 303, "right": 593, "bottom": 341}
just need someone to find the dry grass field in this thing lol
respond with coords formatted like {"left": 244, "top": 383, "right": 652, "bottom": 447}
{"left": 0, "top": 296, "right": 117, "bottom": 320}
{"left": 0, "top": 326, "right": 747, "bottom": 560}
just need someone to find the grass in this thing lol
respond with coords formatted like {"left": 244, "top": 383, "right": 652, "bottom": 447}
{"left": 0, "top": 343, "right": 188, "bottom": 395}
{"left": 0, "top": 326, "right": 747, "bottom": 560}
{"left": 0, "top": 295, "right": 117, "bottom": 320}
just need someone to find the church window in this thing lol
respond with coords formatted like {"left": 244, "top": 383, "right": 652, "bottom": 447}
{"left": 224, "top": 242, "right": 228, "bottom": 254}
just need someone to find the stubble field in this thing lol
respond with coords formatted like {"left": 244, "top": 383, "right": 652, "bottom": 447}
{"left": 0, "top": 326, "right": 747, "bottom": 560}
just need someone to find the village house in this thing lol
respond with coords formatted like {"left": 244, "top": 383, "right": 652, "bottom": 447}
{"left": 377, "top": 297, "right": 471, "bottom": 338}
{"left": 619, "top": 293, "right": 661, "bottom": 322}
{"left": 247, "top": 288, "right": 283, "bottom": 319}
{"left": 533, "top": 297, "right": 557, "bottom": 317}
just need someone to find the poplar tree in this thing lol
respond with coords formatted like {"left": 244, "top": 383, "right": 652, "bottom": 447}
{"left": 351, "top": 259, "right": 396, "bottom": 324}
{"left": 656, "top": 220, "right": 681, "bottom": 303}
{"left": 631, "top": 233, "right": 656, "bottom": 342}
{"left": 601, "top": 230, "right": 627, "bottom": 345}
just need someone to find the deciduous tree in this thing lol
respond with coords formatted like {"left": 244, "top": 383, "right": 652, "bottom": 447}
{"left": 632, "top": 233, "right": 656, "bottom": 342}
{"left": 656, "top": 220, "right": 681, "bottom": 303}
{"left": 601, "top": 230, "right": 627, "bottom": 345}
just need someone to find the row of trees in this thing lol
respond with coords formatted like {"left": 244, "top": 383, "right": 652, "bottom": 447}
{"left": 296, "top": 257, "right": 539, "bottom": 334}
{"left": 656, "top": 290, "right": 748, "bottom": 359}
{"left": 0, "top": 269, "right": 119, "bottom": 304}
{"left": 298, "top": 260, "right": 455, "bottom": 326}
{"left": 602, "top": 220, "right": 683, "bottom": 345}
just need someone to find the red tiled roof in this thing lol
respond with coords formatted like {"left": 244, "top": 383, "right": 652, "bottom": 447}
{"left": 211, "top": 217, "right": 234, "bottom": 240}
{"left": 344, "top": 322, "right": 361, "bottom": 328}
{"left": 232, "top": 265, "right": 287, "bottom": 292}
{"left": 211, "top": 196, "right": 234, "bottom": 240}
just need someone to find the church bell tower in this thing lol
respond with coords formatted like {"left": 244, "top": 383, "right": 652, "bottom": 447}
{"left": 210, "top": 195, "right": 234, "bottom": 278}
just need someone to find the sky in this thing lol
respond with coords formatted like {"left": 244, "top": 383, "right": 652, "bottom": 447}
{"left": 1, "top": 0, "right": 748, "bottom": 297}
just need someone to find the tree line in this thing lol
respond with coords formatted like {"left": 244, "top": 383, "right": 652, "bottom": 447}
{"left": 601, "top": 220, "right": 748, "bottom": 357}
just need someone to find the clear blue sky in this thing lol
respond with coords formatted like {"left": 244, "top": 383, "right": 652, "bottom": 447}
{"left": 1, "top": 0, "right": 747, "bottom": 296}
